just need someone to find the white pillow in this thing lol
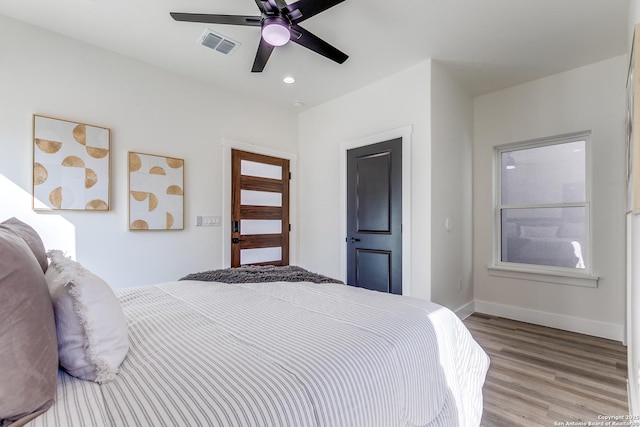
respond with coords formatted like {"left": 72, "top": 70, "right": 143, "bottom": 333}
{"left": 45, "top": 250, "right": 129, "bottom": 383}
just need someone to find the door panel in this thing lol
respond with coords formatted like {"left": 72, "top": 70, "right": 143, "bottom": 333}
{"left": 241, "top": 247, "right": 282, "bottom": 265}
{"left": 356, "top": 152, "right": 391, "bottom": 232}
{"left": 231, "top": 149, "right": 289, "bottom": 267}
{"left": 240, "top": 219, "right": 282, "bottom": 235}
{"left": 241, "top": 159, "right": 283, "bottom": 180}
{"left": 355, "top": 249, "right": 391, "bottom": 293}
{"left": 241, "top": 190, "right": 282, "bottom": 206}
{"left": 346, "top": 138, "right": 402, "bottom": 294}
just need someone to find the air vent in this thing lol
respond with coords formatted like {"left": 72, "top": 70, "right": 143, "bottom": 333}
{"left": 198, "top": 29, "right": 240, "bottom": 55}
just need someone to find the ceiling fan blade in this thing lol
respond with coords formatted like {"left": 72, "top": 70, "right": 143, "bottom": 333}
{"left": 252, "top": 38, "right": 276, "bottom": 72}
{"left": 253, "top": 0, "right": 267, "bottom": 13}
{"left": 266, "top": 0, "right": 281, "bottom": 10}
{"left": 284, "top": 0, "right": 346, "bottom": 24}
{"left": 290, "top": 25, "right": 348, "bottom": 64}
{"left": 170, "top": 12, "right": 262, "bottom": 26}
{"left": 255, "top": 0, "right": 278, "bottom": 14}
{"left": 272, "top": 0, "right": 289, "bottom": 10}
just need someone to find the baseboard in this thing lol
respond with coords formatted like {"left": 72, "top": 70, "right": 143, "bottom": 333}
{"left": 454, "top": 300, "right": 476, "bottom": 320}
{"left": 474, "top": 300, "right": 624, "bottom": 342}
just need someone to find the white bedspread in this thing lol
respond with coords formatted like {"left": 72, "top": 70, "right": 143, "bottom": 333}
{"left": 28, "top": 280, "right": 489, "bottom": 426}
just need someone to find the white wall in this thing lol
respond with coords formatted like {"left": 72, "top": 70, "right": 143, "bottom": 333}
{"left": 473, "top": 55, "right": 628, "bottom": 340}
{"left": 0, "top": 14, "right": 298, "bottom": 288}
{"left": 297, "top": 59, "right": 475, "bottom": 309}
{"left": 430, "top": 61, "right": 474, "bottom": 313}
{"left": 297, "top": 60, "right": 432, "bottom": 300}
{"left": 630, "top": 212, "right": 640, "bottom": 415}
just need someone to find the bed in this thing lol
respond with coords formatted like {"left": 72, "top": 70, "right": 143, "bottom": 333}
{"left": 0, "top": 218, "right": 489, "bottom": 427}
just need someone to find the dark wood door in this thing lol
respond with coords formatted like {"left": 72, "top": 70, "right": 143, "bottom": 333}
{"left": 346, "top": 138, "right": 402, "bottom": 294}
{"left": 231, "top": 149, "right": 290, "bottom": 267}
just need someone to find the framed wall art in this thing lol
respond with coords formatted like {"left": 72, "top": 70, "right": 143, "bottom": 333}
{"left": 33, "top": 115, "right": 110, "bottom": 211}
{"left": 129, "top": 152, "right": 184, "bottom": 230}
{"left": 628, "top": 23, "right": 640, "bottom": 214}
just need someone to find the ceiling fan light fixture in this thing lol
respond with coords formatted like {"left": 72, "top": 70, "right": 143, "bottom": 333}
{"left": 262, "top": 16, "right": 290, "bottom": 46}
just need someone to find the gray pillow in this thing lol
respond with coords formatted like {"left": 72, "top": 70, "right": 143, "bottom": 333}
{"left": 0, "top": 229, "right": 58, "bottom": 426}
{"left": 0, "top": 217, "right": 48, "bottom": 273}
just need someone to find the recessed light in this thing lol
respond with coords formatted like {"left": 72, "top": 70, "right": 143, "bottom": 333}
{"left": 283, "top": 76, "right": 295, "bottom": 84}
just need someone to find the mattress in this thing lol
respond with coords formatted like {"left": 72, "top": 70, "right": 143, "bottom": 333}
{"left": 28, "top": 280, "right": 489, "bottom": 426}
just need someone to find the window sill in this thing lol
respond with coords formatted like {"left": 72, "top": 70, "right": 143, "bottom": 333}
{"left": 487, "top": 265, "right": 599, "bottom": 288}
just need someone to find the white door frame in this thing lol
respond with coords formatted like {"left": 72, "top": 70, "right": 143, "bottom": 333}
{"left": 339, "top": 125, "right": 413, "bottom": 296}
{"left": 222, "top": 138, "right": 298, "bottom": 268}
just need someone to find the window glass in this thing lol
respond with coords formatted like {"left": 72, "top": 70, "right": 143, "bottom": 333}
{"left": 501, "top": 141, "right": 585, "bottom": 205}
{"left": 497, "top": 136, "right": 588, "bottom": 271}
{"left": 500, "top": 207, "right": 586, "bottom": 269}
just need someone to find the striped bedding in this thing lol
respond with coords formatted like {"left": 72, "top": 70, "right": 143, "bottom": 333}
{"left": 28, "top": 280, "right": 489, "bottom": 427}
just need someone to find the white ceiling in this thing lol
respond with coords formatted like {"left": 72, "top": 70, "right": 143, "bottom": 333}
{"left": 0, "top": 0, "right": 630, "bottom": 111}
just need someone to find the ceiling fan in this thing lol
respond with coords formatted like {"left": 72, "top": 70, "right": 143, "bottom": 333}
{"left": 170, "top": 0, "right": 349, "bottom": 72}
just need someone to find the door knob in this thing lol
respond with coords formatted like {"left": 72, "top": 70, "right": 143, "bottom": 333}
{"left": 346, "top": 237, "right": 361, "bottom": 243}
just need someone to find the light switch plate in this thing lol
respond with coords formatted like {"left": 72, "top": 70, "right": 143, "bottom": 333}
{"left": 196, "top": 215, "right": 221, "bottom": 226}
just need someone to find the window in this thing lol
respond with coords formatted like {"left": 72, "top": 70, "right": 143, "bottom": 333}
{"left": 496, "top": 133, "right": 590, "bottom": 274}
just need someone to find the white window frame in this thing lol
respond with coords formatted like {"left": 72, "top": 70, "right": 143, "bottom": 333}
{"left": 488, "top": 131, "right": 599, "bottom": 287}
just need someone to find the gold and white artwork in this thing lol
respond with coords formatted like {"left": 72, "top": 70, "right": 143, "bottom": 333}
{"left": 33, "top": 115, "right": 110, "bottom": 210}
{"left": 129, "top": 152, "right": 184, "bottom": 230}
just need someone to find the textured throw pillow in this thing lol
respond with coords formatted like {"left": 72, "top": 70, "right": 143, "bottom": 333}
{"left": 45, "top": 250, "right": 129, "bottom": 383}
{"left": 0, "top": 229, "right": 58, "bottom": 426}
{"left": 0, "top": 217, "right": 48, "bottom": 273}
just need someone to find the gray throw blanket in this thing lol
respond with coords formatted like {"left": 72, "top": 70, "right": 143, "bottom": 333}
{"left": 180, "top": 265, "right": 343, "bottom": 284}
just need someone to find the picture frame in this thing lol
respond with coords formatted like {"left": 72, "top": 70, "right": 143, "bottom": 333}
{"left": 33, "top": 115, "right": 110, "bottom": 211}
{"left": 128, "top": 151, "right": 184, "bottom": 230}
{"left": 628, "top": 24, "right": 640, "bottom": 214}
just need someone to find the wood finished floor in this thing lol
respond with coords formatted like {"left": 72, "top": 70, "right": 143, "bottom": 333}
{"left": 464, "top": 313, "right": 629, "bottom": 427}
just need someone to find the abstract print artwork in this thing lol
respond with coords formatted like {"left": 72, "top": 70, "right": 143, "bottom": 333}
{"left": 129, "top": 152, "right": 184, "bottom": 230}
{"left": 33, "top": 115, "right": 110, "bottom": 210}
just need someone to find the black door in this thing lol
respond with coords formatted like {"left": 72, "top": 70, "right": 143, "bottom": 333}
{"left": 346, "top": 138, "right": 402, "bottom": 294}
